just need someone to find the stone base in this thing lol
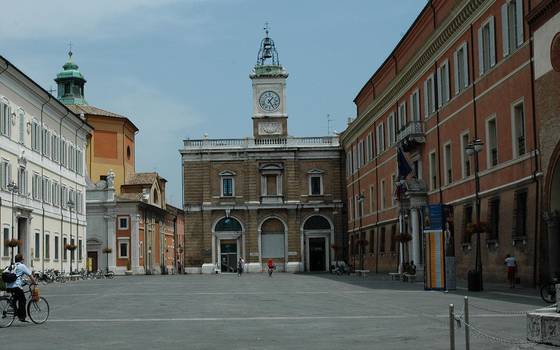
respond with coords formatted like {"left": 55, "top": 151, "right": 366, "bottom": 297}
{"left": 246, "top": 263, "right": 262, "bottom": 273}
{"left": 527, "top": 308, "right": 560, "bottom": 346}
{"left": 286, "top": 262, "right": 302, "bottom": 273}
{"left": 184, "top": 267, "right": 202, "bottom": 274}
{"left": 201, "top": 263, "right": 219, "bottom": 274}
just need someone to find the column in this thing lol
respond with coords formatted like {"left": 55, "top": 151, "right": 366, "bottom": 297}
{"left": 131, "top": 214, "right": 140, "bottom": 274}
{"left": 410, "top": 207, "right": 420, "bottom": 267}
{"left": 106, "top": 214, "right": 116, "bottom": 272}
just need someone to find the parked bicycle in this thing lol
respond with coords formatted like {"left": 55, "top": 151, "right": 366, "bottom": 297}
{"left": 540, "top": 278, "right": 558, "bottom": 304}
{"left": 0, "top": 283, "right": 49, "bottom": 327}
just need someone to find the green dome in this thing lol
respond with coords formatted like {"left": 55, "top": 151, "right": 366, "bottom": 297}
{"left": 54, "top": 50, "right": 87, "bottom": 105}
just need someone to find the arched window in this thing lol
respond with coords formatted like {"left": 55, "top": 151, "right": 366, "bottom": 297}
{"left": 153, "top": 189, "right": 159, "bottom": 205}
{"left": 303, "top": 216, "right": 331, "bottom": 230}
{"left": 261, "top": 218, "right": 285, "bottom": 258}
{"left": 215, "top": 217, "right": 242, "bottom": 232}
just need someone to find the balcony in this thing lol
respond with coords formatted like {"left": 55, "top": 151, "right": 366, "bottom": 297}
{"left": 397, "top": 121, "right": 426, "bottom": 152}
{"left": 182, "top": 136, "right": 339, "bottom": 151}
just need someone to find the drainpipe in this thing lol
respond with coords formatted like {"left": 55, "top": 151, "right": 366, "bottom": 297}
{"left": 39, "top": 94, "right": 52, "bottom": 273}
{"left": 59, "top": 110, "right": 70, "bottom": 272}
{"left": 74, "top": 116, "right": 87, "bottom": 268}
{"left": 527, "top": 4, "right": 541, "bottom": 287}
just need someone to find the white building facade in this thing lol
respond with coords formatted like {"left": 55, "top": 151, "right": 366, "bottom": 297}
{"left": 0, "top": 55, "right": 92, "bottom": 272}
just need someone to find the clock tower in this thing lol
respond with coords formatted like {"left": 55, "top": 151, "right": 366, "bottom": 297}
{"left": 250, "top": 26, "right": 289, "bottom": 138}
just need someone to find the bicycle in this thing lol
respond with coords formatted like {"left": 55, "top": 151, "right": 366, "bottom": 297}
{"left": 540, "top": 279, "right": 558, "bottom": 304}
{"left": 0, "top": 283, "right": 50, "bottom": 327}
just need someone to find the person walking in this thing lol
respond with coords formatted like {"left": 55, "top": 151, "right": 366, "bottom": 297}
{"left": 4, "top": 254, "right": 36, "bottom": 322}
{"left": 237, "top": 257, "right": 244, "bottom": 277}
{"left": 504, "top": 254, "right": 517, "bottom": 288}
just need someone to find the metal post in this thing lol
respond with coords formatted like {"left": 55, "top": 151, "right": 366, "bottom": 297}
{"left": 449, "top": 304, "right": 455, "bottom": 350}
{"left": 11, "top": 187, "right": 15, "bottom": 263}
{"left": 464, "top": 297, "right": 470, "bottom": 350}
{"left": 69, "top": 207, "right": 72, "bottom": 274}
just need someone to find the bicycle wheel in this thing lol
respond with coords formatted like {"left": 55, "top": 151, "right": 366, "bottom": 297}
{"left": 540, "top": 284, "right": 556, "bottom": 304}
{"left": 0, "top": 297, "right": 16, "bottom": 328}
{"left": 27, "top": 297, "right": 49, "bottom": 324}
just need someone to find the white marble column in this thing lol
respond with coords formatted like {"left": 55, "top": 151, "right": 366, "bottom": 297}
{"left": 131, "top": 214, "right": 140, "bottom": 274}
{"left": 105, "top": 214, "right": 116, "bottom": 272}
{"left": 410, "top": 208, "right": 420, "bottom": 266}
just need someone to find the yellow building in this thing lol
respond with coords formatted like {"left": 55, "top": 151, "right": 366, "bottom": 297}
{"left": 55, "top": 51, "right": 138, "bottom": 193}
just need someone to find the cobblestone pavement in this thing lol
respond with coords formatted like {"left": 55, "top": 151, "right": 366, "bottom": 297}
{"left": 1, "top": 273, "right": 556, "bottom": 350}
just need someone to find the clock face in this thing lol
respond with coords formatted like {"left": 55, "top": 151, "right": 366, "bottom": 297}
{"left": 258, "top": 91, "right": 280, "bottom": 112}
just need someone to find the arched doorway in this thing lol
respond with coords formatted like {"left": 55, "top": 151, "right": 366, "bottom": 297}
{"left": 545, "top": 148, "right": 560, "bottom": 278}
{"left": 302, "top": 215, "right": 333, "bottom": 272}
{"left": 213, "top": 217, "right": 243, "bottom": 273}
{"left": 260, "top": 217, "right": 286, "bottom": 271}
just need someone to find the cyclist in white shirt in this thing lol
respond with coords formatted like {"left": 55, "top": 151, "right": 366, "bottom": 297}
{"left": 5, "top": 254, "right": 36, "bottom": 322}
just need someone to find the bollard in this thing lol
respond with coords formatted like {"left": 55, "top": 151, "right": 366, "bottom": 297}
{"left": 449, "top": 304, "right": 455, "bottom": 350}
{"left": 464, "top": 296, "right": 470, "bottom": 350}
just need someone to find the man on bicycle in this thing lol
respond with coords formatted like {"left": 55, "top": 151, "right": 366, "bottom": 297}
{"left": 4, "top": 254, "right": 36, "bottom": 322}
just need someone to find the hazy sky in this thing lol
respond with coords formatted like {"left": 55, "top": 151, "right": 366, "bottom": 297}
{"left": 1, "top": 0, "right": 425, "bottom": 206}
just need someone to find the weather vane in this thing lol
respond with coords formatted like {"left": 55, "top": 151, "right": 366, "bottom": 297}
{"left": 68, "top": 41, "right": 73, "bottom": 59}
{"left": 264, "top": 22, "right": 270, "bottom": 37}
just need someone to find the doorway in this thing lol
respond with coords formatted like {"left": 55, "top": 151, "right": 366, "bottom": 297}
{"left": 88, "top": 251, "right": 98, "bottom": 272}
{"left": 309, "top": 237, "right": 326, "bottom": 271}
{"left": 220, "top": 240, "right": 238, "bottom": 273}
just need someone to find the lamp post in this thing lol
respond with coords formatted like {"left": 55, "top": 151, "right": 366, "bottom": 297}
{"left": 7, "top": 181, "right": 18, "bottom": 264}
{"left": 67, "top": 199, "right": 75, "bottom": 274}
{"left": 465, "top": 138, "right": 484, "bottom": 291}
{"left": 357, "top": 193, "right": 365, "bottom": 270}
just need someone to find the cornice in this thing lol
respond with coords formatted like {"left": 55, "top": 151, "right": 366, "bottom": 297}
{"left": 341, "top": 0, "right": 488, "bottom": 146}
{"left": 527, "top": 0, "right": 560, "bottom": 29}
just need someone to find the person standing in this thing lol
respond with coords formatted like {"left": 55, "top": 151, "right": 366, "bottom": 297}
{"left": 267, "top": 259, "right": 274, "bottom": 277}
{"left": 504, "top": 254, "right": 517, "bottom": 288}
{"left": 4, "top": 254, "right": 36, "bottom": 322}
{"left": 237, "top": 257, "right": 244, "bottom": 277}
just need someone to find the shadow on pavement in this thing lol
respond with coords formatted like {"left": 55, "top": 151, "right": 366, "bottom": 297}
{"left": 301, "top": 272, "right": 547, "bottom": 308}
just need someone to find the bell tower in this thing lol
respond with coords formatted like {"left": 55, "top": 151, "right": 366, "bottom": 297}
{"left": 55, "top": 48, "right": 87, "bottom": 105}
{"left": 250, "top": 25, "right": 289, "bottom": 138}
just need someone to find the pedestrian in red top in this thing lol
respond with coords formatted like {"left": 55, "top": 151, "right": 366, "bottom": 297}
{"left": 267, "top": 259, "right": 274, "bottom": 277}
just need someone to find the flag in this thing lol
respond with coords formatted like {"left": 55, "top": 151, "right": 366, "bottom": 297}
{"left": 397, "top": 147, "right": 412, "bottom": 180}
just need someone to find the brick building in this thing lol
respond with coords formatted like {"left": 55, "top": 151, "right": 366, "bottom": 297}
{"left": 342, "top": 0, "right": 544, "bottom": 285}
{"left": 181, "top": 30, "right": 345, "bottom": 273}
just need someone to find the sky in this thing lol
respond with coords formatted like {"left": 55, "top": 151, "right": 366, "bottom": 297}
{"left": 1, "top": 0, "right": 426, "bottom": 207}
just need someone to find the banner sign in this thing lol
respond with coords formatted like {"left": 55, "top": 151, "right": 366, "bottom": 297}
{"left": 424, "top": 230, "right": 445, "bottom": 290}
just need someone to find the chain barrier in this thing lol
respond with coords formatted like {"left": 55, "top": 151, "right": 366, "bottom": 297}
{"left": 455, "top": 314, "right": 532, "bottom": 345}
{"left": 467, "top": 302, "right": 530, "bottom": 316}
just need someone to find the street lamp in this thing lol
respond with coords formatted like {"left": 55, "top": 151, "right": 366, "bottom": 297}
{"left": 7, "top": 181, "right": 18, "bottom": 264}
{"left": 67, "top": 199, "right": 75, "bottom": 274}
{"left": 465, "top": 138, "right": 484, "bottom": 291}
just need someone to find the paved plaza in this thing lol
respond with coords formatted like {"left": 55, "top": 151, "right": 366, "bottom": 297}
{"left": 1, "top": 273, "right": 556, "bottom": 350}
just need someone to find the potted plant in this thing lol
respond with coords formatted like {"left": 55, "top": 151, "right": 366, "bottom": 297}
{"left": 6, "top": 239, "right": 21, "bottom": 248}
{"left": 65, "top": 243, "right": 77, "bottom": 251}
{"left": 393, "top": 233, "right": 412, "bottom": 243}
